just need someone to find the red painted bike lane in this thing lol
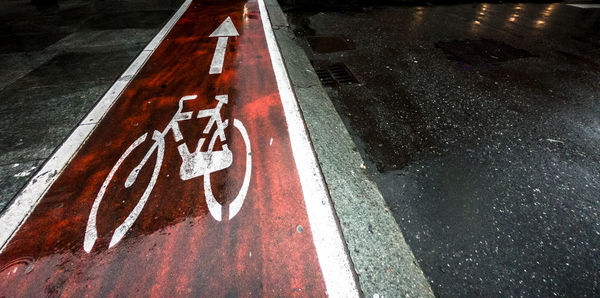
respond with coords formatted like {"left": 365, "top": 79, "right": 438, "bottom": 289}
{"left": 0, "top": 0, "right": 357, "bottom": 296}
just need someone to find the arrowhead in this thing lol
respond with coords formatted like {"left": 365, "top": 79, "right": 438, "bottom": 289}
{"left": 210, "top": 16, "right": 239, "bottom": 37}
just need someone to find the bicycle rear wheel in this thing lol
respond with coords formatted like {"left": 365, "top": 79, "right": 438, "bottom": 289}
{"left": 84, "top": 131, "right": 165, "bottom": 252}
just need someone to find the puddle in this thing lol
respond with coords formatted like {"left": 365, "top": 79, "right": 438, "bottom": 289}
{"left": 436, "top": 39, "right": 533, "bottom": 64}
{"left": 0, "top": 257, "right": 35, "bottom": 278}
{"left": 306, "top": 35, "right": 355, "bottom": 53}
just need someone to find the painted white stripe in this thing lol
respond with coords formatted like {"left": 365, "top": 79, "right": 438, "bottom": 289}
{"left": 0, "top": 125, "right": 93, "bottom": 251}
{"left": 257, "top": 1, "right": 359, "bottom": 297}
{"left": 0, "top": 0, "right": 193, "bottom": 253}
{"left": 567, "top": 4, "right": 600, "bottom": 9}
{"left": 81, "top": 50, "right": 152, "bottom": 125}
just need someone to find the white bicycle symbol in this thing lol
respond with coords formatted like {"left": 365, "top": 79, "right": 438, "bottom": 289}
{"left": 84, "top": 94, "right": 251, "bottom": 252}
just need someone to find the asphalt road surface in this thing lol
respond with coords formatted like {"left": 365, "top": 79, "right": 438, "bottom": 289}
{"left": 288, "top": 2, "right": 600, "bottom": 297}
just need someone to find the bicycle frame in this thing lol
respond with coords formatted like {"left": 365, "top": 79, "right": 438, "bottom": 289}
{"left": 126, "top": 95, "right": 231, "bottom": 186}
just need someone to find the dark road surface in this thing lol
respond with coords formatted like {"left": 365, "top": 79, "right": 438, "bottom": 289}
{"left": 288, "top": 3, "right": 600, "bottom": 296}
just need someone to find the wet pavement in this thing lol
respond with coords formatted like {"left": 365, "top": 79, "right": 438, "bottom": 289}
{"left": 0, "top": 0, "right": 184, "bottom": 212}
{"left": 287, "top": 2, "right": 600, "bottom": 296}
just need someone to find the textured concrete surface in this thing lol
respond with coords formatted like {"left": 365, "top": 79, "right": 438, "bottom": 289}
{"left": 0, "top": 0, "right": 183, "bottom": 213}
{"left": 265, "top": 0, "right": 434, "bottom": 296}
{"left": 0, "top": 160, "right": 44, "bottom": 212}
{"left": 287, "top": 2, "right": 600, "bottom": 297}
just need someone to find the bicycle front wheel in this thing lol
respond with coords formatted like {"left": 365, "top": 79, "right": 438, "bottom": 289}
{"left": 204, "top": 119, "right": 252, "bottom": 221}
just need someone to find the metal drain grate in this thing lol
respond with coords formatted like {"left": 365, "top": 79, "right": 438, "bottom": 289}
{"left": 314, "top": 63, "right": 359, "bottom": 87}
{"left": 315, "top": 69, "right": 336, "bottom": 86}
{"left": 329, "top": 63, "right": 359, "bottom": 84}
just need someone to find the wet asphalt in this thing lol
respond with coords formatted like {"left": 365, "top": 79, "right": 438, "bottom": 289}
{"left": 1, "top": 0, "right": 599, "bottom": 296}
{"left": 287, "top": 3, "right": 600, "bottom": 297}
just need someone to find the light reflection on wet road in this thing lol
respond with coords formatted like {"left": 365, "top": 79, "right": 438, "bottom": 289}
{"left": 289, "top": 2, "right": 600, "bottom": 296}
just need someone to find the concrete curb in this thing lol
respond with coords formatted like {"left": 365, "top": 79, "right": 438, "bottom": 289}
{"left": 264, "top": 1, "right": 435, "bottom": 297}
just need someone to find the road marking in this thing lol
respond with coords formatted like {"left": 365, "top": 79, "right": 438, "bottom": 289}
{"left": 258, "top": 0, "right": 359, "bottom": 296}
{"left": 0, "top": 0, "right": 193, "bottom": 252}
{"left": 204, "top": 119, "right": 252, "bottom": 221}
{"left": 84, "top": 92, "right": 252, "bottom": 250}
{"left": 84, "top": 132, "right": 158, "bottom": 252}
{"left": 567, "top": 4, "right": 600, "bottom": 9}
{"left": 209, "top": 16, "right": 239, "bottom": 74}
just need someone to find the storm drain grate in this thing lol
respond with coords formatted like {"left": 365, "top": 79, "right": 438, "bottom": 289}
{"left": 315, "top": 69, "right": 336, "bottom": 86}
{"left": 314, "top": 63, "right": 359, "bottom": 87}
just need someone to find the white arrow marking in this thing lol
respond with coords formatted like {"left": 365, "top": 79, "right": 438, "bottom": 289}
{"left": 209, "top": 16, "right": 239, "bottom": 74}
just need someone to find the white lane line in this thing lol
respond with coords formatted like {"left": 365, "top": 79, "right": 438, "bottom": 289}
{"left": 0, "top": 0, "right": 193, "bottom": 253}
{"left": 567, "top": 4, "right": 600, "bottom": 9}
{"left": 258, "top": 1, "right": 359, "bottom": 297}
{"left": 81, "top": 50, "right": 151, "bottom": 125}
{"left": 83, "top": 1, "right": 191, "bottom": 125}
